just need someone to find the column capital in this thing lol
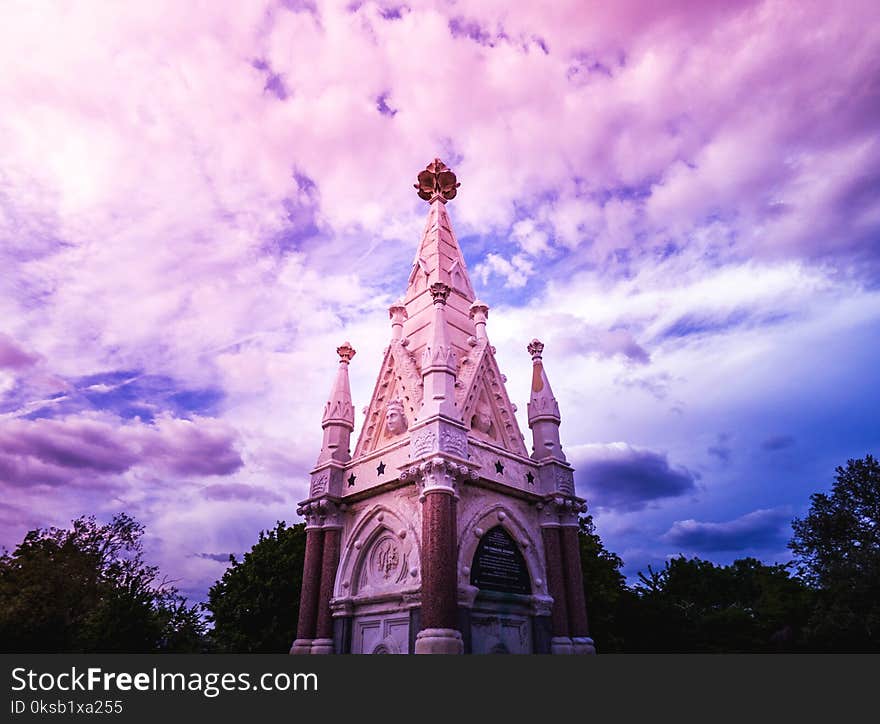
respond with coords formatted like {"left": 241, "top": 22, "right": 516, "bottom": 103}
{"left": 402, "top": 456, "right": 477, "bottom": 501}
{"left": 297, "top": 496, "right": 343, "bottom": 529}
{"left": 428, "top": 281, "right": 451, "bottom": 305}
{"left": 536, "top": 495, "right": 586, "bottom": 528}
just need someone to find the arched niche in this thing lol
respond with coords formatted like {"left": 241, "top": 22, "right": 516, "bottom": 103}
{"left": 469, "top": 526, "right": 532, "bottom": 595}
{"left": 457, "top": 505, "right": 546, "bottom": 598}
{"left": 334, "top": 504, "right": 420, "bottom": 599}
{"left": 354, "top": 529, "right": 410, "bottom": 596}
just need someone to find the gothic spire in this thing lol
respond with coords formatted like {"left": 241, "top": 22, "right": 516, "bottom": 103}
{"left": 316, "top": 342, "right": 356, "bottom": 465}
{"left": 401, "top": 160, "right": 476, "bottom": 359}
{"left": 526, "top": 339, "right": 566, "bottom": 462}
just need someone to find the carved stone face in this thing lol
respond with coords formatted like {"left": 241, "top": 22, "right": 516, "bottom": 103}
{"left": 385, "top": 404, "right": 408, "bottom": 435}
{"left": 471, "top": 405, "right": 492, "bottom": 434}
{"left": 471, "top": 412, "right": 492, "bottom": 433}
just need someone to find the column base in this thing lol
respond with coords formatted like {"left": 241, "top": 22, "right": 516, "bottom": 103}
{"left": 414, "top": 628, "right": 464, "bottom": 655}
{"left": 310, "top": 638, "right": 335, "bottom": 655}
{"left": 550, "top": 636, "right": 574, "bottom": 655}
{"left": 572, "top": 637, "right": 596, "bottom": 655}
{"left": 290, "top": 639, "right": 313, "bottom": 655}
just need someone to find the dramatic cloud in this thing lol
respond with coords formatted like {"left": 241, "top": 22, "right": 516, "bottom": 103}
{"left": 0, "top": 0, "right": 877, "bottom": 599}
{"left": 0, "top": 454, "right": 73, "bottom": 489}
{"left": 0, "top": 413, "right": 243, "bottom": 488}
{"left": 572, "top": 443, "right": 699, "bottom": 511}
{"left": 662, "top": 507, "right": 792, "bottom": 552}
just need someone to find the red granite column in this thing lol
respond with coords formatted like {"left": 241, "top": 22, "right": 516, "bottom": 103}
{"left": 560, "top": 524, "right": 594, "bottom": 654}
{"left": 311, "top": 527, "right": 341, "bottom": 654}
{"left": 542, "top": 525, "right": 571, "bottom": 653}
{"left": 415, "top": 485, "right": 462, "bottom": 653}
{"left": 290, "top": 527, "right": 324, "bottom": 655}
{"left": 421, "top": 491, "right": 457, "bottom": 629}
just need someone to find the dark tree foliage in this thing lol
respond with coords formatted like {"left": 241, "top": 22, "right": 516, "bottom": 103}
{"left": 0, "top": 514, "right": 204, "bottom": 653}
{"left": 204, "top": 521, "right": 306, "bottom": 653}
{"left": 578, "top": 515, "right": 628, "bottom": 652}
{"left": 619, "top": 556, "right": 811, "bottom": 652}
{"left": 790, "top": 454, "right": 880, "bottom": 650}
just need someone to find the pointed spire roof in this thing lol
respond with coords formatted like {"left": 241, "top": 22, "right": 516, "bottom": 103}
{"left": 401, "top": 160, "right": 477, "bottom": 359}
{"left": 527, "top": 339, "right": 561, "bottom": 425}
{"left": 351, "top": 159, "right": 529, "bottom": 459}
{"left": 404, "top": 199, "right": 476, "bottom": 304}
{"left": 322, "top": 342, "right": 356, "bottom": 430}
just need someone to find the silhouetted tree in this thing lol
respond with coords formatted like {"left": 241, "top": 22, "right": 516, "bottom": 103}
{"left": 578, "top": 514, "right": 629, "bottom": 651}
{"left": 0, "top": 514, "right": 204, "bottom": 652}
{"left": 621, "top": 556, "right": 811, "bottom": 652}
{"left": 790, "top": 454, "right": 880, "bottom": 650}
{"left": 205, "top": 521, "right": 306, "bottom": 652}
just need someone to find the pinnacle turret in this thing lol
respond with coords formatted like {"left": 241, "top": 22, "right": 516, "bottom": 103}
{"left": 316, "top": 342, "right": 356, "bottom": 464}
{"left": 526, "top": 339, "right": 566, "bottom": 462}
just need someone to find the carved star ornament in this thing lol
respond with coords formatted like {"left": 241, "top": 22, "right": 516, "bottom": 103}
{"left": 414, "top": 158, "right": 461, "bottom": 201}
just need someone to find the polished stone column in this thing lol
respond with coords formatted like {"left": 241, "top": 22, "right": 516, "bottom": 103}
{"left": 290, "top": 527, "right": 324, "bottom": 655}
{"left": 560, "top": 524, "right": 595, "bottom": 654}
{"left": 542, "top": 525, "right": 572, "bottom": 654}
{"left": 415, "top": 480, "right": 462, "bottom": 654}
{"left": 311, "top": 526, "right": 341, "bottom": 654}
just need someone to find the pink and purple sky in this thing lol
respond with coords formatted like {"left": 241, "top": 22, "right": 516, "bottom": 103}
{"left": 1, "top": 0, "right": 878, "bottom": 601}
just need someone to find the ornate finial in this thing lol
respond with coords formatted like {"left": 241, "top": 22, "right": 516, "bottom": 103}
{"left": 469, "top": 300, "right": 489, "bottom": 319}
{"left": 527, "top": 339, "right": 544, "bottom": 360}
{"left": 414, "top": 158, "right": 460, "bottom": 202}
{"left": 428, "top": 281, "right": 451, "bottom": 305}
{"left": 470, "top": 300, "right": 489, "bottom": 341}
{"left": 336, "top": 342, "right": 356, "bottom": 363}
{"left": 388, "top": 299, "right": 408, "bottom": 320}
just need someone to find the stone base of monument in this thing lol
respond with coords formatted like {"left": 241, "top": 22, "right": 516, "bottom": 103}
{"left": 572, "top": 637, "right": 596, "bottom": 655}
{"left": 310, "top": 638, "right": 335, "bottom": 655}
{"left": 289, "top": 639, "right": 313, "bottom": 655}
{"left": 414, "top": 628, "right": 464, "bottom": 655}
{"left": 550, "top": 636, "right": 574, "bottom": 654}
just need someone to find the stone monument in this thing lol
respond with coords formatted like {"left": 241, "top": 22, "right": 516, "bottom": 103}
{"left": 291, "top": 159, "right": 595, "bottom": 655}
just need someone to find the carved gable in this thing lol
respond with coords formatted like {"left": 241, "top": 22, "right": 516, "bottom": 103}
{"left": 457, "top": 343, "right": 528, "bottom": 456}
{"left": 354, "top": 342, "right": 424, "bottom": 456}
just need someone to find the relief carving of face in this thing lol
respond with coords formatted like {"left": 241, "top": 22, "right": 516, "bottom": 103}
{"left": 385, "top": 401, "right": 408, "bottom": 435}
{"left": 472, "top": 404, "right": 492, "bottom": 434}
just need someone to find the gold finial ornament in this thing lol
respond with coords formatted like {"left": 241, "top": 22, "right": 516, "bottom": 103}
{"left": 414, "top": 158, "right": 461, "bottom": 201}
